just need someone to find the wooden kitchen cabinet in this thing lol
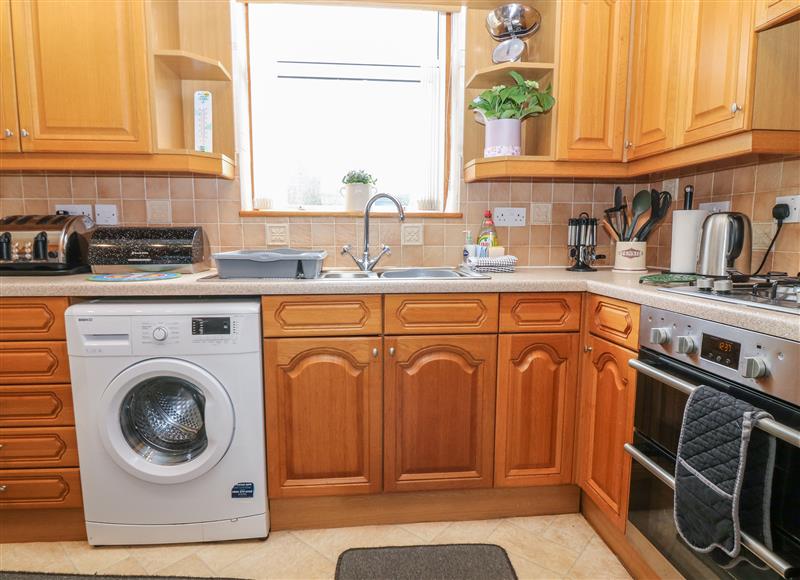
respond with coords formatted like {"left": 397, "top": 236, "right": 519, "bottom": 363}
{"left": 499, "top": 293, "right": 582, "bottom": 333}
{"left": 586, "top": 295, "right": 639, "bottom": 351}
{"left": 625, "top": 0, "right": 682, "bottom": 160}
{"left": 755, "top": 0, "right": 800, "bottom": 31}
{"left": 0, "top": 298, "right": 68, "bottom": 341}
{"left": 495, "top": 333, "right": 579, "bottom": 487}
{"left": 675, "top": 0, "right": 754, "bottom": 146}
{"left": 264, "top": 337, "right": 383, "bottom": 498}
{"left": 9, "top": 0, "right": 151, "bottom": 153}
{"left": 0, "top": 0, "right": 19, "bottom": 153}
{"left": 383, "top": 335, "right": 496, "bottom": 492}
{"left": 0, "top": 384, "right": 74, "bottom": 427}
{"left": 0, "top": 467, "right": 82, "bottom": 510}
{"left": 577, "top": 334, "right": 637, "bottom": 531}
{"left": 0, "top": 426, "right": 79, "bottom": 469}
{"left": 0, "top": 342, "right": 71, "bottom": 385}
{"left": 384, "top": 294, "right": 498, "bottom": 335}
{"left": 262, "top": 295, "right": 382, "bottom": 338}
{"left": 556, "top": 0, "right": 631, "bottom": 161}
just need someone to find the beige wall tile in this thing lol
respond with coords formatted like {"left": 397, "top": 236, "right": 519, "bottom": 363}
{"left": 71, "top": 175, "right": 97, "bottom": 198}
{"left": 122, "top": 200, "right": 147, "bottom": 223}
{"left": 782, "top": 157, "right": 799, "bottom": 189}
{"left": 243, "top": 223, "right": 267, "bottom": 246}
{"left": 22, "top": 175, "right": 47, "bottom": 198}
{"left": 145, "top": 176, "right": 169, "bottom": 199}
{"left": 120, "top": 175, "right": 145, "bottom": 199}
{"left": 755, "top": 160, "right": 782, "bottom": 192}
{"left": 194, "top": 177, "right": 218, "bottom": 199}
{"left": 170, "top": 177, "right": 194, "bottom": 199}
{"left": 194, "top": 200, "right": 219, "bottom": 223}
{"left": 732, "top": 164, "right": 756, "bottom": 194}
{"left": 97, "top": 176, "right": 121, "bottom": 199}
{"left": 0, "top": 174, "right": 23, "bottom": 198}
{"left": 170, "top": 200, "right": 195, "bottom": 224}
{"left": 219, "top": 224, "right": 243, "bottom": 247}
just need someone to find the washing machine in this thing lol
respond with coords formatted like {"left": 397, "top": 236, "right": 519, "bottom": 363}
{"left": 65, "top": 300, "right": 268, "bottom": 545}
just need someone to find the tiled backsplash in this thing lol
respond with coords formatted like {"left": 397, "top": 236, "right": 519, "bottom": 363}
{"left": 1, "top": 157, "right": 797, "bottom": 272}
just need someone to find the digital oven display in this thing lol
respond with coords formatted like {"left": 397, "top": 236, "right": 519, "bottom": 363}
{"left": 191, "top": 317, "right": 231, "bottom": 335}
{"left": 700, "top": 333, "right": 741, "bottom": 370}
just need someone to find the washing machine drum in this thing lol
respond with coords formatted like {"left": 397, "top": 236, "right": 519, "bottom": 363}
{"left": 121, "top": 377, "right": 207, "bottom": 465}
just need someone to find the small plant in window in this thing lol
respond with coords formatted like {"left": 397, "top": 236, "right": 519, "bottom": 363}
{"left": 469, "top": 71, "right": 555, "bottom": 158}
{"left": 340, "top": 170, "right": 378, "bottom": 210}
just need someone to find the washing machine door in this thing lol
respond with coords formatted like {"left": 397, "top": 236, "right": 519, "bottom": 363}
{"left": 99, "top": 358, "right": 235, "bottom": 484}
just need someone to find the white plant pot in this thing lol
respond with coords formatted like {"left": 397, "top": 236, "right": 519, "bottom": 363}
{"left": 484, "top": 118, "right": 522, "bottom": 158}
{"left": 339, "top": 183, "right": 377, "bottom": 211}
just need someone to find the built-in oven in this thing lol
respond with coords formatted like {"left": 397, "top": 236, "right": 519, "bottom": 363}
{"left": 626, "top": 306, "right": 800, "bottom": 579}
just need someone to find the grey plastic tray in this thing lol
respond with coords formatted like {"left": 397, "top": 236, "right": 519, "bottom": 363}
{"left": 213, "top": 249, "right": 327, "bottom": 279}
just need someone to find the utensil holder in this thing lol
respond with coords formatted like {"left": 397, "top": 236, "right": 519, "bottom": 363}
{"left": 613, "top": 241, "right": 647, "bottom": 272}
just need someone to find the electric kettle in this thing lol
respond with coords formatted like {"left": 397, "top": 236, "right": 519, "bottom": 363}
{"left": 696, "top": 212, "right": 752, "bottom": 277}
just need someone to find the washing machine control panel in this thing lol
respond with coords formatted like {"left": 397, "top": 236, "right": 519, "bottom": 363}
{"left": 133, "top": 314, "right": 252, "bottom": 355}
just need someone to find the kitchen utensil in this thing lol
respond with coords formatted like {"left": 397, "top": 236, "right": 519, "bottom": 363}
{"left": 621, "top": 196, "right": 629, "bottom": 239}
{"left": 486, "top": 4, "right": 540, "bottom": 63}
{"left": 683, "top": 185, "right": 694, "bottom": 210}
{"left": 670, "top": 209, "right": 709, "bottom": 273}
{"left": 634, "top": 190, "right": 671, "bottom": 241}
{"left": 567, "top": 212, "right": 605, "bottom": 272}
{"left": 696, "top": 212, "right": 753, "bottom": 277}
{"left": 614, "top": 186, "right": 623, "bottom": 210}
{"left": 0, "top": 214, "right": 94, "bottom": 275}
{"left": 626, "top": 190, "right": 651, "bottom": 240}
{"left": 602, "top": 219, "right": 620, "bottom": 242}
{"left": 603, "top": 207, "right": 623, "bottom": 240}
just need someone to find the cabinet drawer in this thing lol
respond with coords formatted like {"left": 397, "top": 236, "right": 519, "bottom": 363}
{"left": 0, "top": 342, "right": 70, "bottom": 384}
{"left": 586, "top": 295, "right": 639, "bottom": 350}
{"left": 499, "top": 293, "right": 582, "bottom": 333}
{"left": 0, "top": 427, "right": 78, "bottom": 468}
{"left": 0, "top": 298, "right": 68, "bottom": 341}
{"left": 262, "top": 295, "right": 382, "bottom": 337}
{"left": 0, "top": 467, "right": 82, "bottom": 510}
{"left": 384, "top": 294, "right": 499, "bottom": 335}
{"left": 0, "top": 384, "right": 74, "bottom": 427}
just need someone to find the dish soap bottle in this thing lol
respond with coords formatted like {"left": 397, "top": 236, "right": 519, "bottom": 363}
{"left": 477, "top": 210, "right": 499, "bottom": 252}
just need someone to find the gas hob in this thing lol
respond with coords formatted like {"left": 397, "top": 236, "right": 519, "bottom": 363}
{"left": 660, "top": 274, "right": 799, "bottom": 315}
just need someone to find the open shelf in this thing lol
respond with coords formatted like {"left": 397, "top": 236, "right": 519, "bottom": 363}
{"left": 154, "top": 49, "right": 231, "bottom": 81}
{"left": 466, "top": 62, "right": 555, "bottom": 89}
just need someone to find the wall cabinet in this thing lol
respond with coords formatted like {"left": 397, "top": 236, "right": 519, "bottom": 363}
{"left": 264, "top": 337, "right": 383, "bottom": 498}
{"left": 8, "top": 0, "right": 151, "bottom": 153}
{"left": 675, "top": 0, "right": 754, "bottom": 146}
{"left": 556, "top": 0, "right": 631, "bottom": 161}
{"left": 384, "top": 335, "right": 497, "bottom": 492}
{"left": 0, "top": 0, "right": 19, "bottom": 153}
{"left": 755, "top": 0, "right": 800, "bottom": 31}
{"left": 495, "top": 333, "right": 579, "bottom": 487}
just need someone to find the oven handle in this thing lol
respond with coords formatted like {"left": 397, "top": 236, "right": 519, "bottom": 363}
{"left": 624, "top": 443, "right": 795, "bottom": 578}
{"left": 629, "top": 359, "right": 800, "bottom": 448}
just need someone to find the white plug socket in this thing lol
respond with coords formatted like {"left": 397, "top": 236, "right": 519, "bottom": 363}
{"left": 698, "top": 201, "right": 731, "bottom": 213}
{"left": 775, "top": 195, "right": 800, "bottom": 224}
{"left": 493, "top": 207, "right": 527, "bottom": 227}
{"left": 55, "top": 204, "right": 93, "bottom": 218}
{"left": 94, "top": 204, "right": 118, "bottom": 225}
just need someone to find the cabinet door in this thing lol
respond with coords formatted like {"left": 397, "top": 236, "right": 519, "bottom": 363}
{"left": 577, "top": 335, "right": 637, "bottom": 531}
{"left": 384, "top": 335, "right": 496, "bottom": 492}
{"left": 0, "top": 342, "right": 70, "bottom": 385}
{"left": 675, "top": 0, "right": 754, "bottom": 145}
{"left": 556, "top": 0, "right": 631, "bottom": 161}
{"left": 10, "top": 0, "right": 151, "bottom": 152}
{"left": 625, "top": 0, "right": 681, "bottom": 160}
{"left": 755, "top": 0, "right": 800, "bottom": 31}
{"left": 264, "top": 337, "right": 382, "bottom": 498}
{"left": 495, "top": 333, "right": 579, "bottom": 487}
{"left": 0, "top": 0, "right": 19, "bottom": 153}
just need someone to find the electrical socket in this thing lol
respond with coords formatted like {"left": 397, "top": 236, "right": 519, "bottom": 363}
{"left": 698, "top": 201, "right": 731, "bottom": 213}
{"left": 55, "top": 204, "right": 93, "bottom": 218}
{"left": 267, "top": 225, "right": 288, "bottom": 245}
{"left": 402, "top": 224, "right": 423, "bottom": 245}
{"left": 775, "top": 195, "right": 800, "bottom": 224}
{"left": 530, "top": 203, "right": 552, "bottom": 225}
{"left": 94, "top": 204, "right": 118, "bottom": 225}
{"left": 493, "top": 207, "right": 527, "bottom": 227}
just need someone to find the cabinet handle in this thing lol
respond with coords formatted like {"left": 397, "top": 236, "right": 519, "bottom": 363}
{"left": 730, "top": 102, "right": 742, "bottom": 114}
{"left": 388, "top": 347, "right": 396, "bottom": 357}
{"left": 2, "top": 129, "right": 12, "bottom": 138}
{"left": 584, "top": 345, "right": 593, "bottom": 352}
{"left": 624, "top": 140, "right": 633, "bottom": 149}
{"left": 20, "top": 129, "right": 29, "bottom": 137}
{"left": 0, "top": 485, "right": 6, "bottom": 492}
{"left": 371, "top": 347, "right": 379, "bottom": 358}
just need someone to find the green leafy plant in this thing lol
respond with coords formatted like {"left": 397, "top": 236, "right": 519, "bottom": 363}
{"left": 469, "top": 71, "right": 555, "bottom": 121}
{"left": 342, "top": 170, "right": 377, "bottom": 185}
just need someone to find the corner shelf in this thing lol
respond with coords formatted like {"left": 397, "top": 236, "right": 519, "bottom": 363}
{"left": 466, "top": 62, "right": 555, "bottom": 89}
{"left": 154, "top": 49, "right": 232, "bottom": 82}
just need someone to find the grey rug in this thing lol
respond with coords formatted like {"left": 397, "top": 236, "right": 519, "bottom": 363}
{"left": 335, "top": 544, "right": 517, "bottom": 580}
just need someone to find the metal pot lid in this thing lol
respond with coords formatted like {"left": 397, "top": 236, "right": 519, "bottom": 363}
{"left": 486, "top": 4, "right": 541, "bottom": 41}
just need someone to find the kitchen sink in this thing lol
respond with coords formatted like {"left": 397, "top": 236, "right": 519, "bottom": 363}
{"left": 319, "top": 267, "right": 490, "bottom": 280}
{"left": 319, "top": 271, "right": 379, "bottom": 279}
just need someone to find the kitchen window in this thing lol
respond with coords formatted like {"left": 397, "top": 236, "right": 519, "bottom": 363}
{"left": 246, "top": 3, "right": 462, "bottom": 213}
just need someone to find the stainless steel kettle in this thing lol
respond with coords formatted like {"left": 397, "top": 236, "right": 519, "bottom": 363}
{"left": 696, "top": 212, "right": 752, "bottom": 277}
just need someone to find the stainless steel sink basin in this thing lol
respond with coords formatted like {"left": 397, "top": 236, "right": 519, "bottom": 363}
{"left": 380, "top": 267, "right": 490, "bottom": 279}
{"left": 319, "top": 271, "right": 378, "bottom": 279}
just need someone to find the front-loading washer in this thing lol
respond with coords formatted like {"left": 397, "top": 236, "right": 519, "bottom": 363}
{"left": 65, "top": 300, "right": 268, "bottom": 545}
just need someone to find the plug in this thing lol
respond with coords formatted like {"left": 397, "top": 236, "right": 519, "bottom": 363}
{"left": 773, "top": 203, "right": 790, "bottom": 222}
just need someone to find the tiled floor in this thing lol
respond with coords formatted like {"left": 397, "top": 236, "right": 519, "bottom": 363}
{"left": 0, "top": 514, "right": 631, "bottom": 580}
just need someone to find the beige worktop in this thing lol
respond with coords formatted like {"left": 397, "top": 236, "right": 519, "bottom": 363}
{"left": 1, "top": 268, "right": 797, "bottom": 341}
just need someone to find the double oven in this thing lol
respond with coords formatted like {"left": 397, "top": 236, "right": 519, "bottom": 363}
{"left": 626, "top": 306, "right": 800, "bottom": 579}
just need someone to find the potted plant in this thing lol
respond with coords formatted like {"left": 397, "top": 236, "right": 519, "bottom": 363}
{"left": 469, "top": 71, "right": 555, "bottom": 157}
{"left": 340, "top": 170, "right": 378, "bottom": 211}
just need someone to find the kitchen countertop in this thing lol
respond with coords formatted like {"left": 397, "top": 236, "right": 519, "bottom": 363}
{"left": 1, "top": 268, "right": 797, "bottom": 341}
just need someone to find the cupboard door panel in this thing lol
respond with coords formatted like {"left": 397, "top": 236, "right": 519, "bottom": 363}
{"left": 0, "top": 468, "right": 82, "bottom": 510}
{"left": 557, "top": 0, "right": 631, "bottom": 161}
{"left": 262, "top": 295, "right": 382, "bottom": 337}
{"left": 495, "top": 333, "right": 579, "bottom": 486}
{"left": 384, "top": 294, "right": 498, "bottom": 335}
{"left": 499, "top": 293, "right": 581, "bottom": 333}
{"left": 0, "top": 384, "right": 74, "bottom": 427}
{"left": 265, "top": 337, "right": 382, "bottom": 497}
{"left": 0, "top": 0, "right": 19, "bottom": 153}
{"left": 586, "top": 295, "right": 639, "bottom": 350}
{"left": 0, "top": 342, "right": 70, "bottom": 385}
{"left": 577, "top": 336, "right": 636, "bottom": 531}
{"left": 626, "top": 0, "right": 681, "bottom": 159}
{"left": 0, "top": 426, "right": 78, "bottom": 469}
{"left": 755, "top": 0, "right": 800, "bottom": 30}
{"left": 676, "top": 0, "right": 754, "bottom": 145}
{"left": 384, "top": 335, "right": 496, "bottom": 492}
{"left": 0, "top": 298, "right": 68, "bottom": 341}
{"left": 10, "top": 0, "right": 151, "bottom": 152}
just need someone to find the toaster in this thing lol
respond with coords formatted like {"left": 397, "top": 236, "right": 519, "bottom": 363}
{"left": 87, "top": 226, "right": 211, "bottom": 273}
{"left": 0, "top": 214, "right": 95, "bottom": 275}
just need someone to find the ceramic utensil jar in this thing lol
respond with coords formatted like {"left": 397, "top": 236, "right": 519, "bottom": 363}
{"left": 613, "top": 241, "right": 647, "bottom": 272}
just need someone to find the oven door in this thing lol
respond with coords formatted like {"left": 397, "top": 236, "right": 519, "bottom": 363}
{"left": 627, "top": 349, "right": 800, "bottom": 579}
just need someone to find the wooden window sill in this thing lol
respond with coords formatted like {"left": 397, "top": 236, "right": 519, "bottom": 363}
{"left": 239, "top": 210, "right": 462, "bottom": 219}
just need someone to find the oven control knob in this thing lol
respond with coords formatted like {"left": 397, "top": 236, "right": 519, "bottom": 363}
{"left": 742, "top": 357, "right": 768, "bottom": 379}
{"left": 650, "top": 327, "right": 671, "bottom": 345}
{"left": 676, "top": 335, "right": 697, "bottom": 354}
{"left": 152, "top": 326, "right": 169, "bottom": 342}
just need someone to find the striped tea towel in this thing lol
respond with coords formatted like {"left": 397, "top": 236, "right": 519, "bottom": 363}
{"left": 467, "top": 255, "right": 518, "bottom": 273}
